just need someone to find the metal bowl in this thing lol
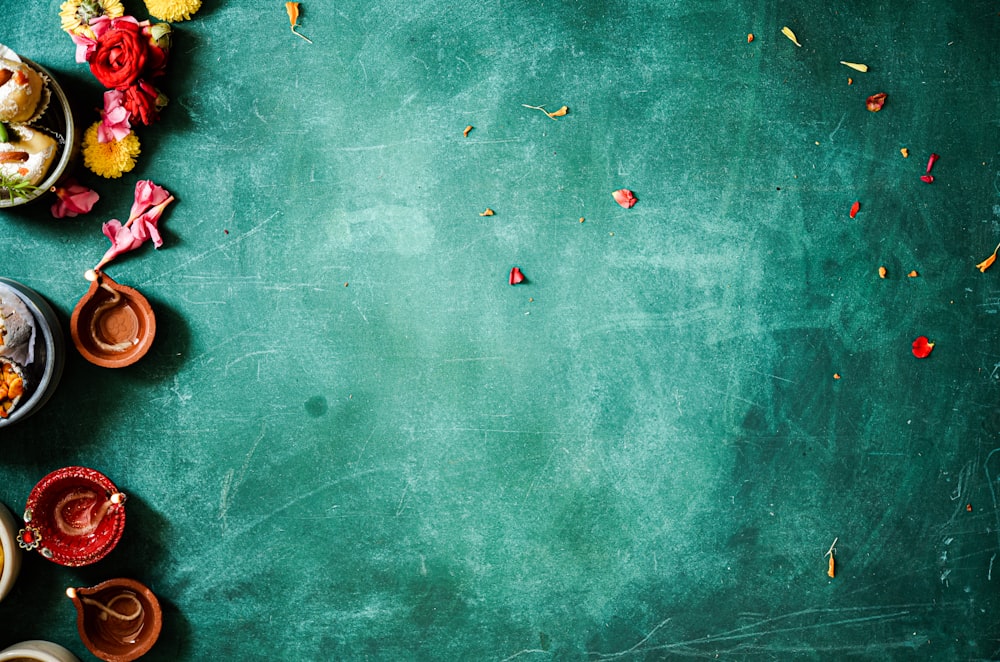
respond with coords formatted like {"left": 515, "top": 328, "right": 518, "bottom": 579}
{"left": 0, "top": 57, "right": 76, "bottom": 208}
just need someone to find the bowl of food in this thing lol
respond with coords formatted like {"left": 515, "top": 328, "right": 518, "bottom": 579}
{"left": 0, "top": 501, "right": 23, "bottom": 603}
{"left": 0, "top": 278, "right": 65, "bottom": 426}
{"left": 0, "top": 44, "right": 76, "bottom": 208}
{"left": 0, "top": 640, "right": 81, "bottom": 662}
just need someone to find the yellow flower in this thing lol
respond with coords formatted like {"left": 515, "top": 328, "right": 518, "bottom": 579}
{"left": 143, "top": 0, "right": 202, "bottom": 22}
{"left": 59, "top": 0, "right": 124, "bottom": 38}
{"left": 82, "top": 122, "right": 140, "bottom": 179}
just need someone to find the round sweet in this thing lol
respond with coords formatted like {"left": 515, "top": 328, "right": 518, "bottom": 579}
{"left": 0, "top": 57, "right": 43, "bottom": 123}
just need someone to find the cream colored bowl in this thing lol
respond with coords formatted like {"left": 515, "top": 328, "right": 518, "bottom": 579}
{"left": 0, "top": 501, "right": 22, "bottom": 603}
{"left": 0, "top": 640, "right": 80, "bottom": 662}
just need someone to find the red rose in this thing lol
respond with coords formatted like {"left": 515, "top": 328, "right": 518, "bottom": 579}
{"left": 89, "top": 20, "right": 148, "bottom": 90}
{"left": 122, "top": 81, "right": 161, "bottom": 126}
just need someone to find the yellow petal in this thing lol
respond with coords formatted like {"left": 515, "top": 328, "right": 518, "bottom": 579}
{"left": 781, "top": 26, "right": 802, "bottom": 47}
{"left": 546, "top": 105, "right": 569, "bottom": 118}
{"left": 840, "top": 61, "right": 869, "bottom": 72}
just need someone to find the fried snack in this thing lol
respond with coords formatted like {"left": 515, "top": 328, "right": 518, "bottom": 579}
{"left": 0, "top": 57, "right": 44, "bottom": 123}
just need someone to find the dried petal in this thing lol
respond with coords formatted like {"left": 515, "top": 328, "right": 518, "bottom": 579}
{"left": 509, "top": 266, "right": 525, "bottom": 285}
{"left": 612, "top": 189, "right": 637, "bottom": 208}
{"left": 840, "top": 61, "right": 869, "bottom": 72}
{"left": 908, "top": 271, "right": 918, "bottom": 278}
{"left": 479, "top": 208, "right": 494, "bottom": 216}
{"left": 878, "top": 266, "right": 887, "bottom": 279}
{"left": 463, "top": 125, "right": 473, "bottom": 137}
{"left": 747, "top": 33, "right": 754, "bottom": 43}
{"left": 546, "top": 106, "right": 569, "bottom": 118}
{"left": 866, "top": 92, "right": 887, "bottom": 112}
{"left": 286, "top": 2, "right": 300, "bottom": 26}
{"left": 900, "top": 148, "right": 909, "bottom": 158}
{"left": 849, "top": 201, "right": 860, "bottom": 219}
{"left": 911, "top": 336, "right": 934, "bottom": 359}
{"left": 976, "top": 243, "right": 1000, "bottom": 273}
{"left": 781, "top": 26, "right": 802, "bottom": 47}
{"left": 847, "top": 77, "right": 853, "bottom": 85}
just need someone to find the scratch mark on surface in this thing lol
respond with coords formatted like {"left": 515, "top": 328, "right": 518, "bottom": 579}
{"left": 225, "top": 350, "right": 280, "bottom": 375}
{"left": 828, "top": 112, "right": 847, "bottom": 141}
{"left": 218, "top": 423, "right": 267, "bottom": 528}
{"left": 395, "top": 483, "right": 410, "bottom": 516}
{"left": 985, "top": 447, "right": 1000, "bottom": 552}
{"left": 499, "top": 650, "right": 547, "bottom": 662}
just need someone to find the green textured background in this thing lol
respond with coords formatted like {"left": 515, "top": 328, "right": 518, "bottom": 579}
{"left": 2, "top": 1, "right": 1000, "bottom": 659}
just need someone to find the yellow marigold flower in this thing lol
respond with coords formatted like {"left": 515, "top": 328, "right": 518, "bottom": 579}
{"left": 82, "top": 122, "right": 140, "bottom": 179}
{"left": 59, "top": 0, "right": 124, "bottom": 39}
{"left": 143, "top": 0, "right": 202, "bottom": 22}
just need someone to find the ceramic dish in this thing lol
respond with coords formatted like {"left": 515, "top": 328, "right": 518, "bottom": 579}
{"left": 20, "top": 466, "right": 126, "bottom": 566}
{"left": 0, "top": 502, "right": 22, "bottom": 603}
{"left": 0, "top": 56, "right": 76, "bottom": 208}
{"left": 68, "top": 578, "right": 162, "bottom": 662}
{"left": 0, "top": 278, "right": 65, "bottom": 427}
{"left": 0, "top": 640, "right": 81, "bottom": 662}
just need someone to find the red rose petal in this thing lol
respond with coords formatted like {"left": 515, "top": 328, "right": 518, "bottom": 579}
{"left": 920, "top": 175, "right": 934, "bottom": 184}
{"left": 509, "top": 266, "right": 525, "bottom": 285}
{"left": 912, "top": 336, "right": 934, "bottom": 359}
{"left": 866, "top": 92, "right": 887, "bottom": 112}
{"left": 612, "top": 189, "right": 637, "bottom": 208}
{"left": 849, "top": 201, "right": 860, "bottom": 218}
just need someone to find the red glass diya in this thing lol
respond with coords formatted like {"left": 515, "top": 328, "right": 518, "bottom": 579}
{"left": 19, "top": 466, "right": 126, "bottom": 566}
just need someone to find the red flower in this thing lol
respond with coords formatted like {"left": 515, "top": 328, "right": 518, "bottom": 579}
{"left": 89, "top": 19, "right": 149, "bottom": 90}
{"left": 613, "top": 189, "right": 637, "bottom": 208}
{"left": 122, "top": 81, "right": 161, "bottom": 126}
{"left": 912, "top": 336, "right": 934, "bottom": 359}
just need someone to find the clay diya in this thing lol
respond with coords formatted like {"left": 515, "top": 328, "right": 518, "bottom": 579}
{"left": 67, "top": 578, "right": 162, "bottom": 662}
{"left": 0, "top": 640, "right": 81, "bottom": 662}
{"left": 0, "top": 278, "right": 65, "bottom": 426}
{"left": 0, "top": 502, "right": 23, "bottom": 603}
{"left": 19, "top": 467, "right": 126, "bottom": 566}
{"left": 70, "top": 271, "right": 155, "bottom": 368}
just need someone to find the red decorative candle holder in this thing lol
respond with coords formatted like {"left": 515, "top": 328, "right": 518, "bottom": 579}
{"left": 19, "top": 467, "right": 126, "bottom": 566}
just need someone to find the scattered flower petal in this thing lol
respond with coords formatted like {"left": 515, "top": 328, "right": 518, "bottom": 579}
{"left": 921, "top": 153, "right": 939, "bottom": 183}
{"left": 479, "top": 208, "right": 494, "bottom": 216}
{"left": 285, "top": 2, "right": 312, "bottom": 43}
{"left": 900, "top": 148, "right": 909, "bottom": 158}
{"left": 612, "top": 189, "right": 636, "bottom": 208}
{"left": 781, "top": 26, "right": 801, "bottom": 47}
{"left": 840, "top": 61, "right": 868, "bottom": 72}
{"left": 747, "top": 33, "right": 754, "bottom": 43}
{"left": 911, "top": 336, "right": 934, "bottom": 359}
{"left": 128, "top": 180, "right": 170, "bottom": 223}
{"left": 463, "top": 125, "right": 473, "bottom": 137}
{"left": 546, "top": 105, "right": 569, "bottom": 118}
{"left": 866, "top": 92, "right": 887, "bottom": 112}
{"left": 509, "top": 266, "right": 525, "bottom": 285}
{"left": 50, "top": 180, "right": 99, "bottom": 218}
{"left": 976, "top": 243, "right": 1000, "bottom": 273}
{"left": 849, "top": 201, "right": 860, "bottom": 218}
{"left": 94, "top": 181, "right": 174, "bottom": 270}
{"left": 908, "top": 271, "right": 919, "bottom": 278}
{"left": 878, "top": 266, "right": 887, "bottom": 279}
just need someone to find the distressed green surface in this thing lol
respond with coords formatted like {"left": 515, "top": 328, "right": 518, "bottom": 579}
{"left": 2, "top": 0, "right": 1000, "bottom": 659}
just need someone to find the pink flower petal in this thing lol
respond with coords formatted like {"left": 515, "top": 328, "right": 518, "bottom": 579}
{"left": 129, "top": 180, "right": 171, "bottom": 222}
{"left": 95, "top": 220, "right": 142, "bottom": 270}
{"left": 50, "top": 181, "right": 99, "bottom": 218}
{"left": 612, "top": 189, "right": 637, "bottom": 208}
{"left": 509, "top": 266, "right": 525, "bottom": 285}
{"left": 920, "top": 175, "right": 934, "bottom": 184}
